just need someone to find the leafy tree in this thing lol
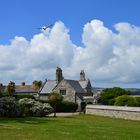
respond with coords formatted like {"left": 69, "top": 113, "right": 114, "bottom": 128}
{"left": 99, "top": 87, "right": 130, "bottom": 105}
{"left": 48, "top": 92, "right": 63, "bottom": 117}
{"left": 33, "top": 80, "right": 42, "bottom": 91}
{"left": 114, "top": 95, "right": 138, "bottom": 107}
{"left": 4, "top": 81, "right": 15, "bottom": 96}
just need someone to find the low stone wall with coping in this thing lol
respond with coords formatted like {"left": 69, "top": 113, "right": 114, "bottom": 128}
{"left": 86, "top": 105, "right": 140, "bottom": 120}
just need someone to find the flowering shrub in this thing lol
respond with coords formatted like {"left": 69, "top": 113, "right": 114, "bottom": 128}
{"left": 18, "top": 98, "right": 53, "bottom": 117}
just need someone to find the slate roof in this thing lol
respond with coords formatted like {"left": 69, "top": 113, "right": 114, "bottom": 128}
{"left": 40, "top": 80, "right": 57, "bottom": 94}
{"left": 64, "top": 79, "right": 85, "bottom": 94}
{"left": 39, "top": 79, "right": 86, "bottom": 94}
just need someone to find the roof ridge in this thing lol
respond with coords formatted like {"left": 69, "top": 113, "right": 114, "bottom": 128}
{"left": 64, "top": 79, "right": 78, "bottom": 82}
{"left": 39, "top": 79, "right": 48, "bottom": 93}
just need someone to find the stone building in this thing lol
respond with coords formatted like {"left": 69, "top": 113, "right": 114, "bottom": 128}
{"left": 39, "top": 67, "right": 93, "bottom": 108}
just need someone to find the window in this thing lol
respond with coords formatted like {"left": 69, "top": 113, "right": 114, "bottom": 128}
{"left": 60, "top": 89, "right": 66, "bottom": 96}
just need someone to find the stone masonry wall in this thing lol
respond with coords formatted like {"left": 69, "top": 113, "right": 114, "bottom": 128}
{"left": 53, "top": 80, "right": 76, "bottom": 103}
{"left": 86, "top": 105, "right": 140, "bottom": 120}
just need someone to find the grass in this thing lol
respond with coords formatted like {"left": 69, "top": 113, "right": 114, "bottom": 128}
{"left": 0, "top": 114, "right": 140, "bottom": 140}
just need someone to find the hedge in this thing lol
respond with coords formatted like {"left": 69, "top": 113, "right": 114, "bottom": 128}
{"left": 52, "top": 101, "right": 78, "bottom": 112}
{"left": 135, "top": 97, "right": 140, "bottom": 107}
{"left": 13, "top": 94, "right": 35, "bottom": 100}
{"left": 0, "top": 97, "right": 20, "bottom": 117}
{"left": 114, "top": 95, "right": 138, "bottom": 107}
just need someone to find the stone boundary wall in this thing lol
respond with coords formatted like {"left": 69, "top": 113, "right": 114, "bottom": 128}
{"left": 86, "top": 105, "right": 140, "bottom": 120}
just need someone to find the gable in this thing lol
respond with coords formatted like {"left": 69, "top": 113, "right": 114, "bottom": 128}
{"left": 79, "top": 80, "right": 88, "bottom": 89}
{"left": 54, "top": 79, "right": 85, "bottom": 94}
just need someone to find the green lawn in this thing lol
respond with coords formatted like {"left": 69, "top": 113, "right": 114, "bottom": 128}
{"left": 0, "top": 115, "right": 140, "bottom": 140}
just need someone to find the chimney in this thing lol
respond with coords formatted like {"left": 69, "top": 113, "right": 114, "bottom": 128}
{"left": 21, "top": 82, "right": 25, "bottom": 86}
{"left": 56, "top": 66, "right": 63, "bottom": 84}
{"left": 80, "top": 70, "right": 86, "bottom": 81}
{"left": 0, "top": 83, "right": 3, "bottom": 87}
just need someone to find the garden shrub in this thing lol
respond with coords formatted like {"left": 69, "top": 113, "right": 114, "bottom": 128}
{"left": 0, "top": 91, "right": 3, "bottom": 98}
{"left": 18, "top": 98, "right": 53, "bottom": 117}
{"left": 36, "top": 99, "right": 78, "bottom": 113}
{"left": 99, "top": 87, "right": 130, "bottom": 105}
{"left": 114, "top": 95, "right": 138, "bottom": 107}
{"left": 135, "top": 97, "right": 140, "bottom": 107}
{"left": 36, "top": 99, "right": 50, "bottom": 103}
{"left": 108, "top": 98, "right": 116, "bottom": 105}
{"left": 0, "top": 97, "right": 20, "bottom": 117}
{"left": 13, "top": 94, "right": 35, "bottom": 100}
{"left": 48, "top": 92, "right": 63, "bottom": 117}
{"left": 54, "top": 101, "right": 78, "bottom": 112}
{"left": 31, "top": 102, "right": 53, "bottom": 117}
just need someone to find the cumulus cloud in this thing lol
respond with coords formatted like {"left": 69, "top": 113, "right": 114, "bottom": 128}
{"left": 0, "top": 19, "right": 140, "bottom": 86}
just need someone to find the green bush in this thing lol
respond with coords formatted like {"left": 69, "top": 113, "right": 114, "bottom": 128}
{"left": 18, "top": 98, "right": 53, "bottom": 117}
{"left": 13, "top": 94, "right": 35, "bottom": 100}
{"left": 114, "top": 95, "right": 138, "bottom": 107}
{"left": 36, "top": 99, "right": 78, "bottom": 112}
{"left": 108, "top": 98, "right": 116, "bottom": 105}
{"left": 36, "top": 99, "right": 50, "bottom": 103}
{"left": 54, "top": 101, "right": 78, "bottom": 112}
{"left": 99, "top": 87, "right": 130, "bottom": 105}
{"left": 0, "top": 91, "right": 3, "bottom": 98}
{"left": 135, "top": 97, "right": 140, "bottom": 107}
{"left": 0, "top": 97, "right": 20, "bottom": 117}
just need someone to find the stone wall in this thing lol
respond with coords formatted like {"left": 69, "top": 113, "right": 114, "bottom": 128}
{"left": 53, "top": 80, "right": 76, "bottom": 103}
{"left": 86, "top": 105, "right": 140, "bottom": 120}
{"left": 39, "top": 94, "right": 49, "bottom": 101}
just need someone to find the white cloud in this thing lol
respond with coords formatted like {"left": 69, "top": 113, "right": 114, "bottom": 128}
{"left": 0, "top": 19, "right": 140, "bottom": 86}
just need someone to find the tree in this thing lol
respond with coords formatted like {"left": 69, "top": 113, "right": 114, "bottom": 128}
{"left": 48, "top": 92, "right": 63, "bottom": 117}
{"left": 99, "top": 87, "right": 130, "bottom": 105}
{"left": 114, "top": 95, "right": 138, "bottom": 107}
{"left": 4, "top": 81, "right": 15, "bottom": 96}
{"left": 33, "top": 80, "right": 42, "bottom": 91}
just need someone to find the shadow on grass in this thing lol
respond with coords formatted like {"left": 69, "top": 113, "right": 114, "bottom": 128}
{"left": 0, "top": 116, "right": 57, "bottom": 125}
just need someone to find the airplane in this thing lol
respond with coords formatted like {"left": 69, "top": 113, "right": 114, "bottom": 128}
{"left": 37, "top": 24, "right": 53, "bottom": 30}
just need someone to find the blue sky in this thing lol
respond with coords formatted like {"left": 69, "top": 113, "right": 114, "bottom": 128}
{"left": 0, "top": 0, "right": 140, "bottom": 88}
{"left": 0, "top": 0, "right": 140, "bottom": 45}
